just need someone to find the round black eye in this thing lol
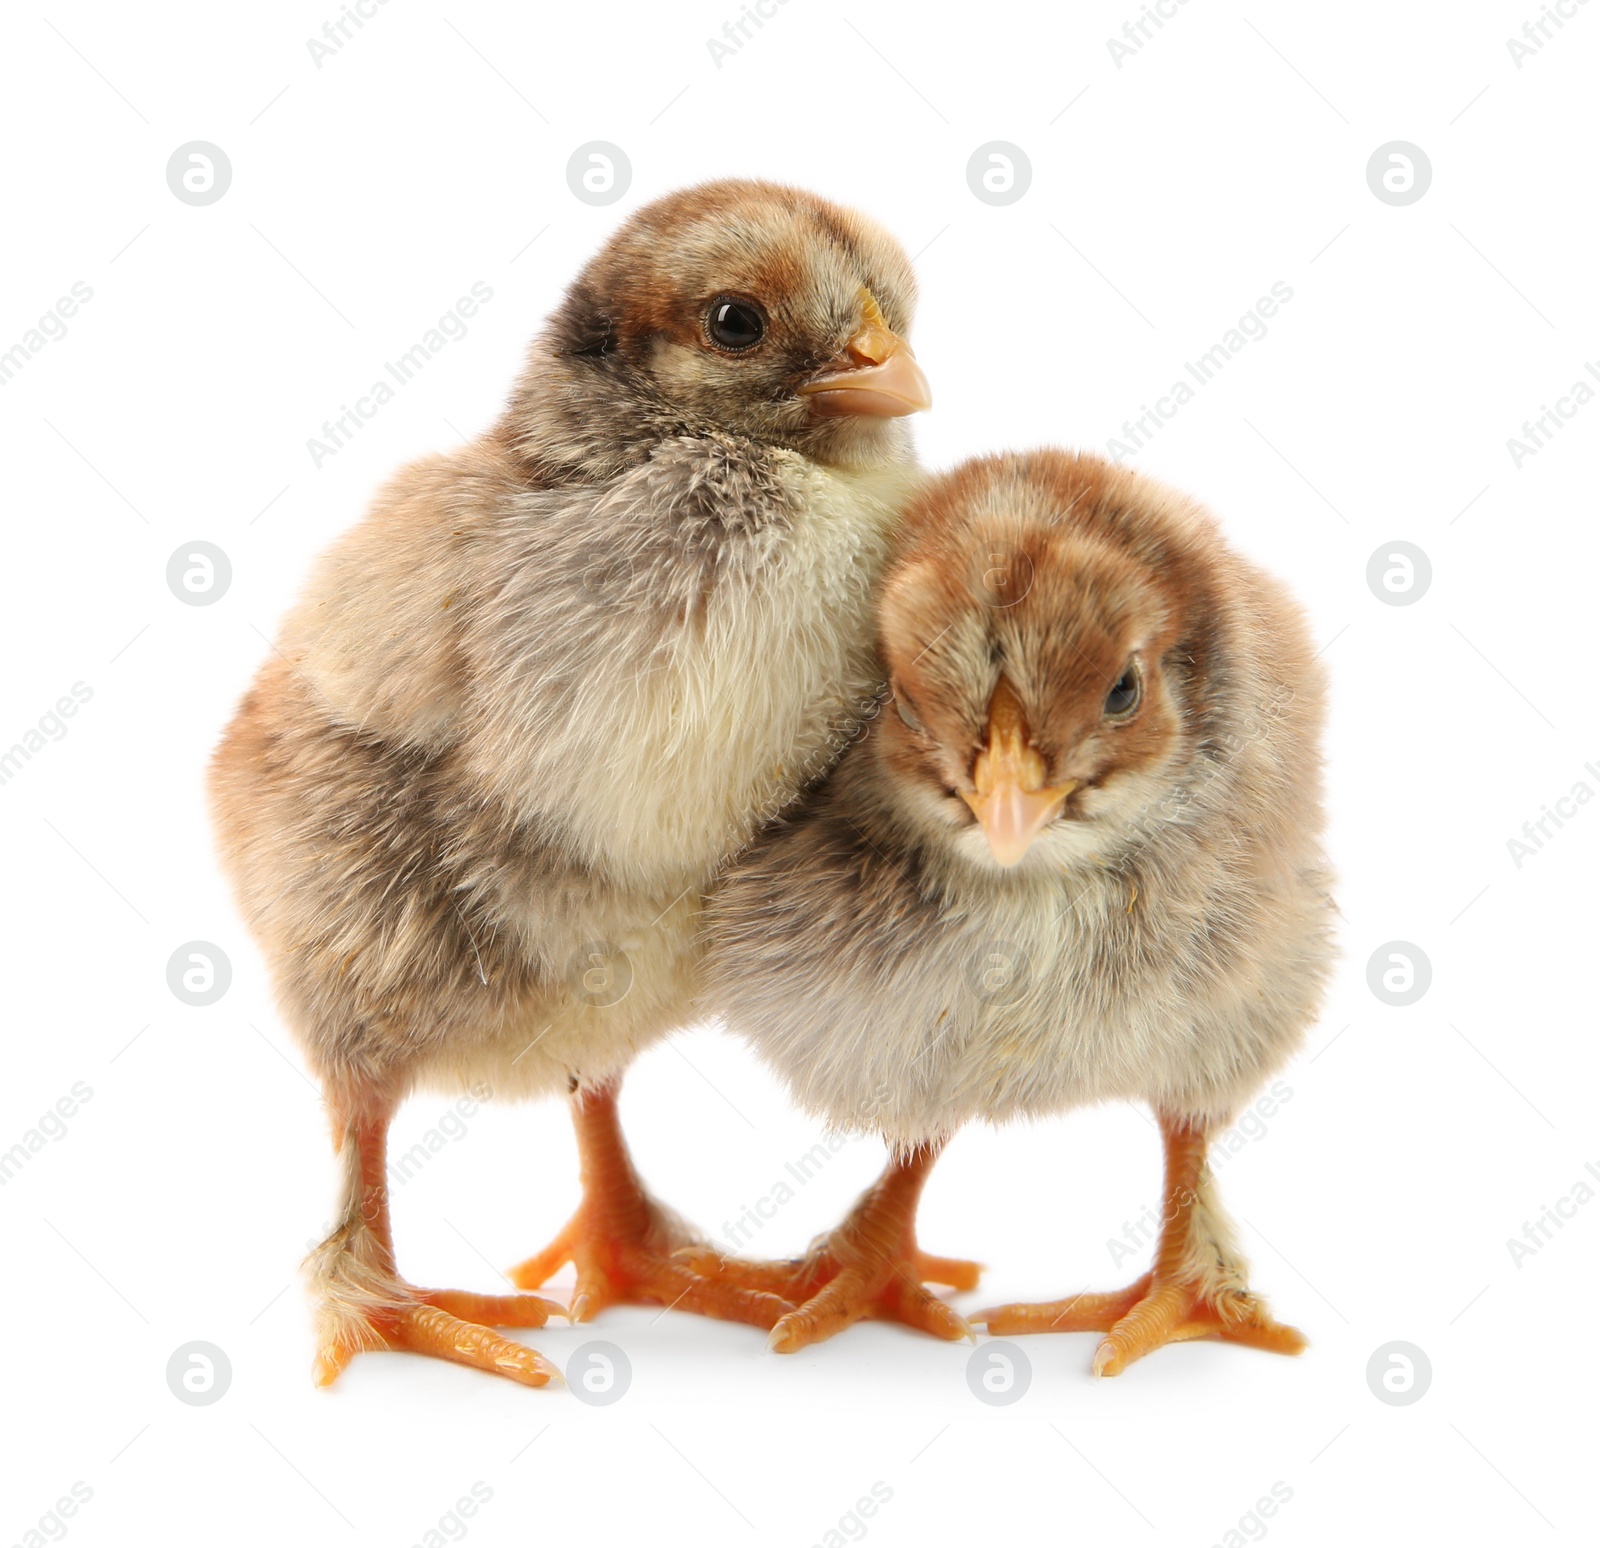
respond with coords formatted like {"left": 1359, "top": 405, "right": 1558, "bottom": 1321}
{"left": 1103, "top": 664, "right": 1141, "bottom": 718}
{"left": 706, "top": 297, "right": 765, "bottom": 351}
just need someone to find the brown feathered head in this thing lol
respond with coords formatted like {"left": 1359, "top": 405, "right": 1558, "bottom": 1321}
{"left": 503, "top": 179, "right": 929, "bottom": 477}
{"left": 874, "top": 450, "right": 1234, "bottom": 870}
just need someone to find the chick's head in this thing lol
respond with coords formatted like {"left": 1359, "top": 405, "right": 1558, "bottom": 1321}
{"left": 534, "top": 179, "right": 929, "bottom": 466}
{"left": 876, "top": 451, "right": 1225, "bottom": 872}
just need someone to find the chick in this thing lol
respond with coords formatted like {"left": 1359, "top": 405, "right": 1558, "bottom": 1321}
{"left": 701, "top": 449, "right": 1332, "bottom": 1372}
{"left": 209, "top": 180, "right": 931, "bottom": 1387}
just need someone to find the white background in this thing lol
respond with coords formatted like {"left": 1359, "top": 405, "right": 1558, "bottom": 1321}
{"left": 3, "top": 2, "right": 1597, "bottom": 1544}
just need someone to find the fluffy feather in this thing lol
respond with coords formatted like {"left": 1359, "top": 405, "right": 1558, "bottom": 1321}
{"left": 207, "top": 179, "right": 926, "bottom": 1379}
{"left": 699, "top": 450, "right": 1333, "bottom": 1363}
{"left": 705, "top": 448, "right": 1334, "bottom": 1147}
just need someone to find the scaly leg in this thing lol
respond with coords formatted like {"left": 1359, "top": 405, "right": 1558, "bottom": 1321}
{"left": 509, "top": 1079, "right": 792, "bottom": 1329}
{"left": 310, "top": 1094, "right": 563, "bottom": 1389}
{"left": 685, "top": 1144, "right": 979, "bottom": 1352}
{"left": 976, "top": 1112, "right": 1306, "bottom": 1376}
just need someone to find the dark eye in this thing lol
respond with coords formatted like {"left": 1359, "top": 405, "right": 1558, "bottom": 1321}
{"left": 1103, "top": 663, "right": 1141, "bottom": 719}
{"left": 706, "top": 297, "right": 765, "bottom": 351}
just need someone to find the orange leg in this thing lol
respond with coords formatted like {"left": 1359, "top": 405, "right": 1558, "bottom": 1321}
{"left": 310, "top": 1099, "right": 563, "bottom": 1390}
{"left": 509, "top": 1080, "right": 792, "bottom": 1330}
{"left": 684, "top": 1145, "right": 979, "bottom": 1352}
{"left": 977, "top": 1112, "right": 1306, "bottom": 1377}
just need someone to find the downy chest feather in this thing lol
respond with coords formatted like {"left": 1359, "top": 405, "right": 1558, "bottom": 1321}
{"left": 500, "top": 458, "right": 915, "bottom": 888}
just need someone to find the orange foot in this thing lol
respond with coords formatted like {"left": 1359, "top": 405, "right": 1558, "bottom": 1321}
{"left": 508, "top": 1082, "right": 790, "bottom": 1330}
{"left": 977, "top": 1271, "right": 1307, "bottom": 1377}
{"left": 686, "top": 1147, "right": 980, "bottom": 1352}
{"left": 509, "top": 1195, "right": 791, "bottom": 1329}
{"left": 314, "top": 1286, "right": 566, "bottom": 1390}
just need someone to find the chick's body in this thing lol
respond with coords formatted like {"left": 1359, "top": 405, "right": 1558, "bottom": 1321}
{"left": 227, "top": 436, "right": 906, "bottom": 1104}
{"left": 704, "top": 450, "right": 1333, "bottom": 1368}
{"left": 210, "top": 180, "right": 928, "bottom": 1385}
{"left": 712, "top": 467, "right": 1328, "bottom": 1144}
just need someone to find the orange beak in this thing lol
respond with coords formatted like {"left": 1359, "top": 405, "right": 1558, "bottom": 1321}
{"left": 798, "top": 289, "right": 932, "bottom": 418}
{"left": 961, "top": 678, "right": 1076, "bottom": 867}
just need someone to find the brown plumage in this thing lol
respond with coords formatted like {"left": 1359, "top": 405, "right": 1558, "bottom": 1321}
{"left": 209, "top": 179, "right": 930, "bottom": 1386}
{"left": 700, "top": 449, "right": 1334, "bottom": 1372}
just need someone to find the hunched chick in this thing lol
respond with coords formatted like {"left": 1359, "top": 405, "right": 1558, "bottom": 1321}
{"left": 701, "top": 449, "right": 1332, "bottom": 1373}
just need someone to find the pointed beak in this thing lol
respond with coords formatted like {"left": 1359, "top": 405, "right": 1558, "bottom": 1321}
{"left": 797, "top": 289, "right": 932, "bottom": 418}
{"left": 961, "top": 678, "right": 1076, "bottom": 868}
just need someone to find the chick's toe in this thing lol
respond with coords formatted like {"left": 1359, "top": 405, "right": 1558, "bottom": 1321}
{"left": 508, "top": 1081, "right": 792, "bottom": 1331}
{"left": 976, "top": 1116, "right": 1306, "bottom": 1377}
{"left": 702, "top": 1146, "right": 979, "bottom": 1354}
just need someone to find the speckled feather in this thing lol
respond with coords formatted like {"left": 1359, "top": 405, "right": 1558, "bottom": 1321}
{"left": 704, "top": 450, "right": 1336, "bottom": 1151}
{"left": 209, "top": 180, "right": 923, "bottom": 1124}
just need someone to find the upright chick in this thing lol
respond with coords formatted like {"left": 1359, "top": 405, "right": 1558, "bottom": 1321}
{"left": 210, "top": 180, "right": 931, "bottom": 1387}
{"left": 702, "top": 450, "right": 1332, "bottom": 1372}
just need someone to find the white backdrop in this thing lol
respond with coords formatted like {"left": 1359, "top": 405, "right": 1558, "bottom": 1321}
{"left": 3, "top": 2, "right": 1596, "bottom": 1544}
